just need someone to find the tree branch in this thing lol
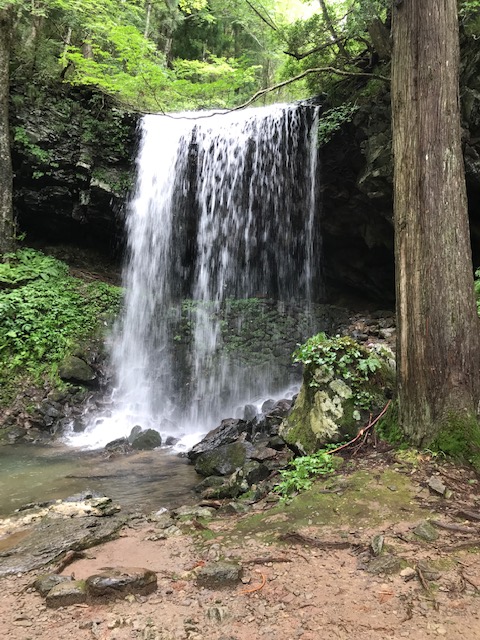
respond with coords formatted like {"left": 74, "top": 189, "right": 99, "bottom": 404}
{"left": 284, "top": 37, "right": 350, "bottom": 61}
{"left": 244, "top": 0, "right": 277, "bottom": 32}
{"left": 227, "top": 65, "right": 390, "bottom": 112}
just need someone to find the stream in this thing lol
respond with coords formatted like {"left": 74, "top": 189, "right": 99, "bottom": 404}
{"left": 0, "top": 443, "right": 198, "bottom": 518}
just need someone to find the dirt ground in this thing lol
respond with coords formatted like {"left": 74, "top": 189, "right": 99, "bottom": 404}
{"left": 2, "top": 450, "right": 480, "bottom": 640}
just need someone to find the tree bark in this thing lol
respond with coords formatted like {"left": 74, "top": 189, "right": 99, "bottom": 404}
{"left": 391, "top": 0, "right": 480, "bottom": 445}
{"left": 0, "top": 7, "right": 14, "bottom": 254}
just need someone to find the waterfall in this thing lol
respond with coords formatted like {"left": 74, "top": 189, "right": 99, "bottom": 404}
{"left": 69, "top": 103, "right": 321, "bottom": 449}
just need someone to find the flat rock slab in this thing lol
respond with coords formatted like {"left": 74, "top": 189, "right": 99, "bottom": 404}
{"left": 196, "top": 561, "right": 243, "bottom": 589}
{"left": 0, "top": 509, "right": 125, "bottom": 576}
{"left": 34, "top": 574, "right": 73, "bottom": 597}
{"left": 85, "top": 567, "right": 157, "bottom": 599}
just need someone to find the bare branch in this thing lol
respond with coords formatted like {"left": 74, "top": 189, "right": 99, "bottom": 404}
{"left": 244, "top": 0, "right": 277, "bottom": 32}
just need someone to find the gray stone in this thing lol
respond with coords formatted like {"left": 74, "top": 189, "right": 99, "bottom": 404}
{"left": 34, "top": 574, "right": 73, "bottom": 597}
{"left": 128, "top": 425, "right": 143, "bottom": 443}
{"left": 207, "top": 606, "right": 230, "bottom": 623}
{"left": 241, "top": 461, "right": 270, "bottom": 485}
{"left": 130, "top": 429, "right": 162, "bottom": 450}
{"left": 428, "top": 476, "right": 447, "bottom": 496}
{"left": 196, "top": 561, "right": 243, "bottom": 589}
{"left": 86, "top": 567, "right": 157, "bottom": 600}
{"left": 367, "top": 554, "right": 402, "bottom": 575}
{"left": 413, "top": 521, "right": 439, "bottom": 542}
{"left": 261, "top": 399, "right": 276, "bottom": 414}
{"left": 371, "top": 534, "right": 384, "bottom": 557}
{"left": 243, "top": 404, "right": 258, "bottom": 421}
{"left": 58, "top": 356, "right": 96, "bottom": 384}
{"left": 46, "top": 580, "right": 87, "bottom": 608}
{"left": 173, "top": 506, "right": 214, "bottom": 519}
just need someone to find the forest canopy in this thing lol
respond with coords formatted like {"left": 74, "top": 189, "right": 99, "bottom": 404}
{"left": 1, "top": 0, "right": 479, "bottom": 112}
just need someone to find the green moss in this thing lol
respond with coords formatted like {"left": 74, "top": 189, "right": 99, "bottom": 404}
{"left": 432, "top": 412, "right": 480, "bottom": 469}
{"left": 232, "top": 468, "right": 427, "bottom": 540}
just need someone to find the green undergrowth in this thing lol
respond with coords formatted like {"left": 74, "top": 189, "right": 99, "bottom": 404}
{"left": 274, "top": 445, "right": 344, "bottom": 498}
{"left": 0, "top": 248, "right": 122, "bottom": 404}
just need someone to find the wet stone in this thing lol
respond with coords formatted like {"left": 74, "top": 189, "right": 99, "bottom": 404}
{"left": 130, "top": 429, "right": 162, "bottom": 450}
{"left": 413, "top": 521, "right": 439, "bottom": 542}
{"left": 196, "top": 561, "right": 243, "bottom": 589}
{"left": 86, "top": 567, "right": 157, "bottom": 600}
{"left": 45, "top": 580, "right": 87, "bottom": 608}
{"left": 34, "top": 573, "right": 73, "bottom": 597}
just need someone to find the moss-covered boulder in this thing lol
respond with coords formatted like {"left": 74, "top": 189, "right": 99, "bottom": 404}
{"left": 280, "top": 334, "right": 394, "bottom": 454}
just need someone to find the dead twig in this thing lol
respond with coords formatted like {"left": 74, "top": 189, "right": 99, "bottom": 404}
{"left": 239, "top": 573, "right": 266, "bottom": 595}
{"left": 327, "top": 400, "right": 391, "bottom": 456}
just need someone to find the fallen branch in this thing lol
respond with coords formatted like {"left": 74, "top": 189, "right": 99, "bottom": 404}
{"left": 279, "top": 531, "right": 352, "bottom": 550}
{"left": 246, "top": 556, "right": 292, "bottom": 565}
{"left": 441, "top": 539, "right": 480, "bottom": 552}
{"left": 415, "top": 564, "right": 430, "bottom": 592}
{"left": 456, "top": 509, "right": 480, "bottom": 522}
{"left": 431, "top": 520, "right": 477, "bottom": 534}
{"left": 240, "top": 573, "right": 266, "bottom": 595}
{"left": 327, "top": 400, "right": 392, "bottom": 456}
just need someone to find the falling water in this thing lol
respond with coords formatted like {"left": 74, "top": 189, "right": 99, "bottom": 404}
{"left": 69, "top": 103, "right": 321, "bottom": 448}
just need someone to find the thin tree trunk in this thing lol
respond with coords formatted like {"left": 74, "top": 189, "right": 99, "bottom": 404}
{"left": 0, "top": 7, "right": 14, "bottom": 254}
{"left": 318, "top": 0, "right": 349, "bottom": 60}
{"left": 391, "top": 0, "right": 480, "bottom": 445}
{"left": 144, "top": 0, "right": 152, "bottom": 38}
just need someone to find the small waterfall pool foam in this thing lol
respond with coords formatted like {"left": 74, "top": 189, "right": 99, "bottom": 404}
{"left": 67, "top": 103, "right": 321, "bottom": 450}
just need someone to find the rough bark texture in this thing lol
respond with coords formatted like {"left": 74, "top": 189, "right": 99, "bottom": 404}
{"left": 0, "top": 7, "right": 14, "bottom": 254}
{"left": 392, "top": 0, "right": 480, "bottom": 445}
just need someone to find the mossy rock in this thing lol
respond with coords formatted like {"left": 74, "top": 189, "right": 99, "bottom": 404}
{"left": 280, "top": 338, "right": 394, "bottom": 454}
{"left": 194, "top": 441, "right": 252, "bottom": 477}
{"left": 58, "top": 355, "right": 96, "bottom": 385}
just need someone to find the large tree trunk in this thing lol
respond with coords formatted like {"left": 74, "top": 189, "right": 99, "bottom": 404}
{"left": 391, "top": 0, "right": 480, "bottom": 447}
{"left": 0, "top": 7, "right": 14, "bottom": 254}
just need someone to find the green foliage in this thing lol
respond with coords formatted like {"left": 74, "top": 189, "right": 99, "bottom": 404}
{"left": 12, "top": 125, "right": 59, "bottom": 179}
{"left": 274, "top": 444, "right": 340, "bottom": 497}
{"left": 293, "top": 332, "right": 382, "bottom": 409}
{"left": 475, "top": 268, "right": 480, "bottom": 315}
{"left": 317, "top": 102, "right": 359, "bottom": 145}
{"left": 0, "top": 249, "right": 121, "bottom": 402}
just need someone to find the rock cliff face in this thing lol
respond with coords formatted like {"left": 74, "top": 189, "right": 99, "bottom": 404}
{"left": 11, "top": 86, "right": 137, "bottom": 256}
{"left": 10, "top": 35, "right": 480, "bottom": 303}
{"left": 320, "top": 35, "right": 480, "bottom": 303}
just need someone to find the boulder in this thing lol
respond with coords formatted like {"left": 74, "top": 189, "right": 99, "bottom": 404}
{"left": 280, "top": 336, "right": 394, "bottom": 454}
{"left": 58, "top": 355, "right": 96, "bottom": 385}
{"left": 130, "top": 428, "right": 162, "bottom": 450}
{"left": 194, "top": 441, "right": 253, "bottom": 477}
{"left": 188, "top": 419, "right": 247, "bottom": 461}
